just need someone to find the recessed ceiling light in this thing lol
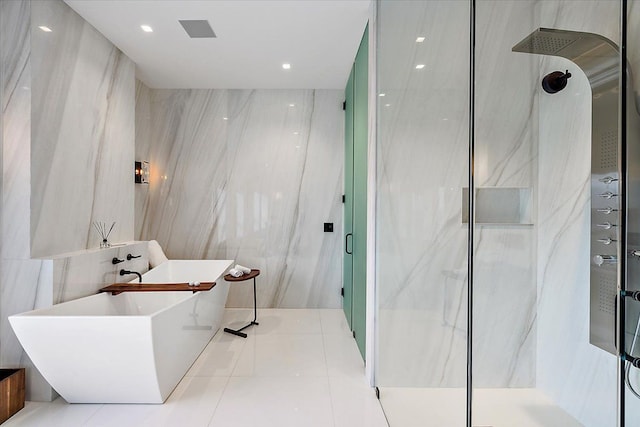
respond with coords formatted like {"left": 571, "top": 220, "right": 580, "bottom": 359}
{"left": 416, "top": 37, "right": 426, "bottom": 43}
{"left": 378, "top": 93, "right": 386, "bottom": 97}
{"left": 415, "top": 64, "right": 425, "bottom": 69}
{"left": 140, "top": 25, "right": 153, "bottom": 33}
{"left": 39, "top": 26, "right": 52, "bottom": 32}
{"left": 293, "top": 131, "right": 299, "bottom": 135}
{"left": 282, "top": 63, "right": 291, "bottom": 70}
{"left": 385, "top": 104, "right": 391, "bottom": 107}
{"left": 223, "top": 117, "right": 228, "bottom": 120}
{"left": 289, "top": 104, "right": 295, "bottom": 107}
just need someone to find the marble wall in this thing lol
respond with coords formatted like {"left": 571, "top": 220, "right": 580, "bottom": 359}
{"left": 0, "top": 0, "right": 137, "bottom": 401}
{"left": 30, "top": 0, "right": 135, "bottom": 257}
{"left": 136, "top": 87, "right": 344, "bottom": 309}
{"left": 375, "top": 0, "right": 538, "bottom": 389}
{"left": 375, "top": 0, "right": 469, "bottom": 388}
{"left": 536, "top": 2, "right": 621, "bottom": 426}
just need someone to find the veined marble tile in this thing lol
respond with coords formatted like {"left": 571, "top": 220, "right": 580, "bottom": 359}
{"left": 0, "top": 259, "right": 55, "bottom": 402}
{"left": 376, "top": 0, "right": 470, "bottom": 388}
{"left": 225, "top": 89, "right": 344, "bottom": 309}
{"left": 134, "top": 80, "right": 152, "bottom": 240}
{"left": 30, "top": 0, "right": 134, "bottom": 257}
{"left": 137, "top": 89, "right": 343, "bottom": 309}
{"left": 376, "top": 0, "right": 537, "bottom": 388}
{"left": 144, "top": 88, "right": 229, "bottom": 260}
{"left": 51, "top": 242, "right": 148, "bottom": 304}
{"left": 1, "top": 0, "right": 31, "bottom": 260}
{"left": 535, "top": 1, "right": 621, "bottom": 426}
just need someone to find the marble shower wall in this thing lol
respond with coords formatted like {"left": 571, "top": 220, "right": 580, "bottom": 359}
{"left": 375, "top": 0, "right": 469, "bottom": 388}
{"left": 375, "top": 0, "right": 538, "bottom": 389}
{"left": 30, "top": 0, "right": 135, "bottom": 257}
{"left": 136, "top": 87, "right": 344, "bottom": 309}
{"left": 1, "top": 0, "right": 137, "bottom": 401}
{"left": 535, "top": 2, "right": 622, "bottom": 426}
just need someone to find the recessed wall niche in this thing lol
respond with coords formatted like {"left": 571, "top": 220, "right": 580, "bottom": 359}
{"left": 461, "top": 187, "right": 533, "bottom": 225}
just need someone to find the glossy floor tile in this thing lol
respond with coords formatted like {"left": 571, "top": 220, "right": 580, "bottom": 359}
{"left": 4, "top": 309, "right": 388, "bottom": 427}
{"left": 378, "top": 387, "right": 582, "bottom": 427}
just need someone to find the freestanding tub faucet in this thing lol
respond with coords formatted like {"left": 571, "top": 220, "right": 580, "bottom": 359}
{"left": 120, "top": 269, "right": 142, "bottom": 283}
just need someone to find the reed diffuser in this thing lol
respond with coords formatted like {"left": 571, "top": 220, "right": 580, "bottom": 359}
{"left": 93, "top": 221, "right": 115, "bottom": 249}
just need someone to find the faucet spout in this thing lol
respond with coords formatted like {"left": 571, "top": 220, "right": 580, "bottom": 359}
{"left": 119, "top": 269, "right": 142, "bottom": 283}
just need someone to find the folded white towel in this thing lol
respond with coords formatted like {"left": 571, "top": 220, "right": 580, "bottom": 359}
{"left": 235, "top": 264, "right": 252, "bottom": 274}
{"left": 228, "top": 268, "right": 243, "bottom": 278}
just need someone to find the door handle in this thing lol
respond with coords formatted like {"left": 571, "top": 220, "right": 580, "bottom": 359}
{"left": 345, "top": 233, "right": 353, "bottom": 255}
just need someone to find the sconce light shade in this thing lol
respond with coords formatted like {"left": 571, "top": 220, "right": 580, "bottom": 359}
{"left": 135, "top": 161, "right": 149, "bottom": 184}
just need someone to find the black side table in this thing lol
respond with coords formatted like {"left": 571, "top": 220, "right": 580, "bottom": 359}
{"left": 223, "top": 269, "right": 260, "bottom": 338}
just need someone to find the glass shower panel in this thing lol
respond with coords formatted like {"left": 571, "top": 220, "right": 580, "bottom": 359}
{"left": 375, "top": 1, "right": 469, "bottom": 425}
{"left": 472, "top": 1, "right": 619, "bottom": 426}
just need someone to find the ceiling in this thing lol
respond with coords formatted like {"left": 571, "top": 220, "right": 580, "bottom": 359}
{"left": 64, "top": 0, "right": 370, "bottom": 89}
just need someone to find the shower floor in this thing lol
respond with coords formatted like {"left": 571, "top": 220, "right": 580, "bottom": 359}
{"left": 378, "top": 387, "right": 582, "bottom": 427}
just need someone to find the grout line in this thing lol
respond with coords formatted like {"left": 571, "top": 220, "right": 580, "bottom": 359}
{"left": 319, "top": 311, "right": 339, "bottom": 427}
{"left": 204, "top": 374, "right": 234, "bottom": 427}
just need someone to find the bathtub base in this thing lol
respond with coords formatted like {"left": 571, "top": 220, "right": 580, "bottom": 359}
{"left": 9, "top": 260, "right": 233, "bottom": 404}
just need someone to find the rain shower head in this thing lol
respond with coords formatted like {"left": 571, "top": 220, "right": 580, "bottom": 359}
{"left": 512, "top": 28, "right": 581, "bottom": 56}
{"left": 512, "top": 28, "right": 618, "bottom": 88}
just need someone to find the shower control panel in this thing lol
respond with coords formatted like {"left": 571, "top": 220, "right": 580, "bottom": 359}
{"left": 588, "top": 62, "right": 621, "bottom": 355}
{"left": 590, "top": 168, "right": 620, "bottom": 355}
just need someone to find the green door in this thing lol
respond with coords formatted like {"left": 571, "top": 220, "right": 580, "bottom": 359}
{"left": 343, "top": 67, "right": 355, "bottom": 329}
{"left": 352, "top": 25, "right": 368, "bottom": 360}
{"left": 343, "top": 25, "right": 368, "bottom": 360}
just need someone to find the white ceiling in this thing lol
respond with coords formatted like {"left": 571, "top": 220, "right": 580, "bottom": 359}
{"left": 64, "top": 0, "right": 370, "bottom": 89}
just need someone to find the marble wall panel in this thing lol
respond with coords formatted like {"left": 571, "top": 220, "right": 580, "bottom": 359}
{"left": 30, "top": 0, "right": 135, "bottom": 257}
{"left": 52, "top": 242, "right": 148, "bottom": 304}
{"left": 143, "top": 89, "right": 229, "bottom": 260}
{"left": 225, "top": 90, "right": 343, "bottom": 309}
{"left": 472, "top": 0, "right": 539, "bottom": 388}
{"left": 376, "top": 0, "right": 538, "bottom": 388}
{"left": 0, "top": 259, "right": 54, "bottom": 401}
{"left": 136, "top": 88, "right": 344, "bottom": 309}
{"left": 375, "top": 0, "right": 470, "bottom": 388}
{"left": 536, "top": 1, "right": 621, "bottom": 426}
{"left": 1, "top": 0, "right": 31, "bottom": 261}
{"left": 134, "top": 81, "right": 152, "bottom": 239}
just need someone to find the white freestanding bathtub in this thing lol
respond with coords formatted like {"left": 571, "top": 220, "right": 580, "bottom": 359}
{"left": 9, "top": 259, "right": 233, "bottom": 404}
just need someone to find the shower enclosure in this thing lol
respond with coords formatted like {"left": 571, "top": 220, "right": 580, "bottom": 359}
{"left": 374, "top": 0, "right": 640, "bottom": 425}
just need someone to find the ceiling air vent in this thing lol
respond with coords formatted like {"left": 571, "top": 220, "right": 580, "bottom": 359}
{"left": 179, "top": 20, "right": 216, "bottom": 38}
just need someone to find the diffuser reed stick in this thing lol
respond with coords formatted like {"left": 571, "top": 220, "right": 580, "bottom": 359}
{"left": 93, "top": 221, "right": 115, "bottom": 248}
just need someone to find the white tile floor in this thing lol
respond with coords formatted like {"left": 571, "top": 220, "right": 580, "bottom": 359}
{"left": 5, "top": 309, "right": 389, "bottom": 427}
{"left": 379, "top": 387, "right": 583, "bottom": 427}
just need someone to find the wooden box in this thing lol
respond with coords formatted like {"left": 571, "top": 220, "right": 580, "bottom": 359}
{"left": 0, "top": 369, "right": 25, "bottom": 424}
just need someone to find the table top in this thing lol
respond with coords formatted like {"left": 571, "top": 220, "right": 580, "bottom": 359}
{"left": 99, "top": 282, "right": 216, "bottom": 295}
{"left": 224, "top": 269, "right": 260, "bottom": 282}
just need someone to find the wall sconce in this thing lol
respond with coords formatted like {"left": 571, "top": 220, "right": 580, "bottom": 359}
{"left": 135, "top": 161, "right": 149, "bottom": 184}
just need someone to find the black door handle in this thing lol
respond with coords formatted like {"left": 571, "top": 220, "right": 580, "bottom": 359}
{"left": 345, "top": 233, "right": 353, "bottom": 255}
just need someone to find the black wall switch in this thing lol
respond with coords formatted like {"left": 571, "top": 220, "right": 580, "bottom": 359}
{"left": 324, "top": 223, "right": 334, "bottom": 232}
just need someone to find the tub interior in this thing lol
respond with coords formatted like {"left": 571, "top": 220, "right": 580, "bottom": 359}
{"left": 16, "top": 291, "right": 193, "bottom": 317}
{"left": 140, "top": 260, "right": 233, "bottom": 283}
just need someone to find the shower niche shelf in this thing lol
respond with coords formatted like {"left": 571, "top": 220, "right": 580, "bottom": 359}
{"left": 461, "top": 187, "right": 533, "bottom": 225}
